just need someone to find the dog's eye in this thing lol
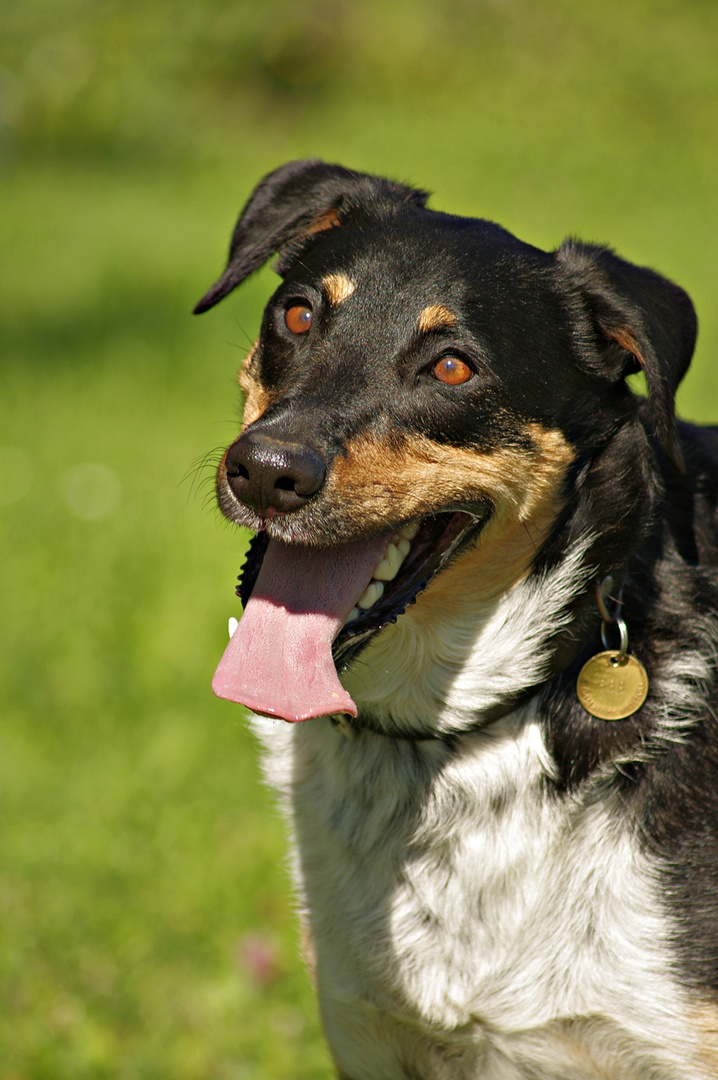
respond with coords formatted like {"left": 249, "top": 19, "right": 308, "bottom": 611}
{"left": 285, "top": 305, "right": 313, "bottom": 334}
{"left": 432, "top": 356, "right": 473, "bottom": 385}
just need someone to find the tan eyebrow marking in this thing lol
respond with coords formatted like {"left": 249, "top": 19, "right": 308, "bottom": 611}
{"left": 417, "top": 304, "right": 458, "bottom": 333}
{"left": 322, "top": 273, "right": 356, "bottom": 305}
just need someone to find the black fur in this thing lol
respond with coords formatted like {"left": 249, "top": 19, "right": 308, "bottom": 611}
{"left": 197, "top": 160, "right": 718, "bottom": 1005}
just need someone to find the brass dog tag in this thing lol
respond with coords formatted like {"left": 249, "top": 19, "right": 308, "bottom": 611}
{"left": 576, "top": 651, "right": 649, "bottom": 721}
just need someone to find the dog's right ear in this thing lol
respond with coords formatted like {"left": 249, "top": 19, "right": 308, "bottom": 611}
{"left": 193, "top": 159, "right": 429, "bottom": 314}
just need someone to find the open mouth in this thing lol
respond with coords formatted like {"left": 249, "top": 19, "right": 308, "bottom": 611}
{"left": 352, "top": 514, "right": 487, "bottom": 663}
{"left": 238, "top": 511, "right": 483, "bottom": 662}
{"left": 211, "top": 509, "right": 486, "bottom": 723}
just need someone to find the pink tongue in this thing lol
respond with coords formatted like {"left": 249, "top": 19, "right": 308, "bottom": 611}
{"left": 212, "top": 536, "right": 389, "bottom": 722}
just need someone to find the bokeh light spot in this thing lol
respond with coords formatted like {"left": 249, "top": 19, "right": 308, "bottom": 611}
{"left": 60, "top": 463, "right": 123, "bottom": 520}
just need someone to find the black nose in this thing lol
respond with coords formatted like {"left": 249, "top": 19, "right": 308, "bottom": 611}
{"left": 223, "top": 430, "right": 327, "bottom": 514}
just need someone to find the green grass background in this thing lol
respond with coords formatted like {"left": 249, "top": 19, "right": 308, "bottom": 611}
{"left": 2, "top": 1, "right": 718, "bottom": 1076}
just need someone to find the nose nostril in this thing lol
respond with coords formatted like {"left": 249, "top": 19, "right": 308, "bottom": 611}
{"left": 274, "top": 476, "right": 297, "bottom": 492}
{"left": 226, "top": 462, "right": 249, "bottom": 480}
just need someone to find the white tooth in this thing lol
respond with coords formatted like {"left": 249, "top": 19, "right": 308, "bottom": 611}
{"left": 357, "top": 581, "right": 384, "bottom": 610}
{"left": 373, "top": 542, "right": 403, "bottom": 581}
{"left": 346, "top": 607, "right": 360, "bottom": 623}
{"left": 396, "top": 538, "right": 411, "bottom": 559}
{"left": 400, "top": 521, "right": 420, "bottom": 540}
{"left": 228, "top": 617, "right": 239, "bottom": 638}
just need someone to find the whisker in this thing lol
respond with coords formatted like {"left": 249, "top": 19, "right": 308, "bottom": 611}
{"left": 182, "top": 447, "right": 225, "bottom": 504}
{"left": 232, "top": 316, "right": 256, "bottom": 349}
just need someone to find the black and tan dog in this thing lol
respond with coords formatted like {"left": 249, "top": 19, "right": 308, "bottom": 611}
{"left": 195, "top": 160, "right": 718, "bottom": 1078}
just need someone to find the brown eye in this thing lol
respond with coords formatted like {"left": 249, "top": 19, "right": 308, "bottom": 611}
{"left": 432, "top": 356, "right": 473, "bottom": 385}
{"left": 285, "top": 305, "right": 313, "bottom": 334}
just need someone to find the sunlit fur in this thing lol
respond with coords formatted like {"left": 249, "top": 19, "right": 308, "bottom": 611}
{"left": 254, "top": 704, "right": 706, "bottom": 1077}
{"left": 247, "top": 537, "right": 715, "bottom": 1077}
{"left": 197, "top": 161, "right": 718, "bottom": 1078}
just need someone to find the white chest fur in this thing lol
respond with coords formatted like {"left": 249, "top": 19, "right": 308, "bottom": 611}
{"left": 340, "top": 537, "right": 593, "bottom": 737}
{"left": 254, "top": 709, "right": 703, "bottom": 1079}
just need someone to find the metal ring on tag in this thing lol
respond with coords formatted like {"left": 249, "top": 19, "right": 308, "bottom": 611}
{"left": 600, "top": 616, "right": 629, "bottom": 659}
{"left": 596, "top": 576, "right": 623, "bottom": 623}
{"left": 579, "top": 576, "right": 649, "bottom": 720}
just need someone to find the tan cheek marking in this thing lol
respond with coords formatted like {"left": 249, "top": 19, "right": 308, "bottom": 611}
{"left": 322, "top": 272, "right": 356, "bottom": 306}
{"left": 415, "top": 427, "right": 574, "bottom": 620}
{"left": 417, "top": 304, "right": 457, "bottom": 333}
{"left": 330, "top": 424, "right": 574, "bottom": 612}
{"left": 690, "top": 1001, "right": 718, "bottom": 1070}
{"left": 238, "top": 341, "right": 272, "bottom": 428}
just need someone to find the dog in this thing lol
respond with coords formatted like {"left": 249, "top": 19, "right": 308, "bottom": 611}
{"left": 194, "top": 160, "right": 718, "bottom": 1078}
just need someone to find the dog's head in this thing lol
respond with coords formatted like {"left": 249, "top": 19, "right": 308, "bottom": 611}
{"left": 196, "top": 160, "right": 697, "bottom": 733}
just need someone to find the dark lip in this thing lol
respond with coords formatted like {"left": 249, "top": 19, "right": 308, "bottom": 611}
{"left": 332, "top": 510, "right": 486, "bottom": 670}
{"left": 235, "top": 509, "right": 488, "bottom": 672}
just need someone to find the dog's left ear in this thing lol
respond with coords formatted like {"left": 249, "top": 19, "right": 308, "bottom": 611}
{"left": 556, "top": 241, "right": 697, "bottom": 471}
{"left": 194, "top": 159, "right": 429, "bottom": 314}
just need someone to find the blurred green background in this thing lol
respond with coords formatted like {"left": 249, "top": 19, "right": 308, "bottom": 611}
{"left": 1, "top": 1, "right": 717, "bottom": 1076}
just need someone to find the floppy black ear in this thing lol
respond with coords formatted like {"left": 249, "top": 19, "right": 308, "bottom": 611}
{"left": 556, "top": 241, "right": 697, "bottom": 471}
{"left": 194, "top": 159, "right": 429, "bottom": 314}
